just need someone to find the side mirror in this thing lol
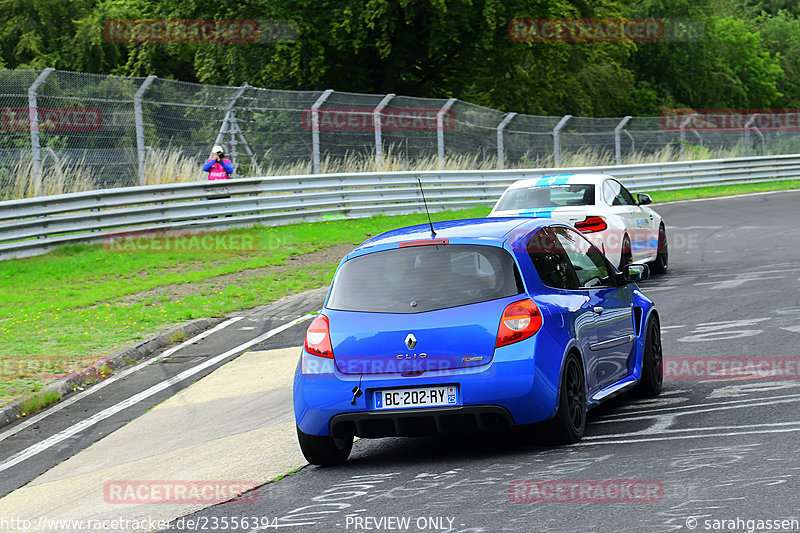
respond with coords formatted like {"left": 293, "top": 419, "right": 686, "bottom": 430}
{"left": 622, "top": 263, "right": 650, "bottom": 284}
{"left": 637, "top": 193, "right": 653, "bottom": 205}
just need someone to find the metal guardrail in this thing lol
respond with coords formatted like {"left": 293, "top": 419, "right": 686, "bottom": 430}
{"left": 2, "top": 153, "right": 799, "bottom": 261}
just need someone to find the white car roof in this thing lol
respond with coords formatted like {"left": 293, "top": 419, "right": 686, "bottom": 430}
{"left": 505, "top": 173, "right": 615, "bottom": 190}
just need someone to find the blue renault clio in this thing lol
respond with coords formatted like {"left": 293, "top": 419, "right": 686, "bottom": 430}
{"left": 293, "top": 217, "right": 662, "bottom": 465}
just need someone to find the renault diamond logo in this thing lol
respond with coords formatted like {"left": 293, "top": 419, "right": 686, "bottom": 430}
{"left": 405, "top": 333, "right": 417, "bottom": 350}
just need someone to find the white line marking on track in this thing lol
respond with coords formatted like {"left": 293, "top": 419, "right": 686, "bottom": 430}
{"left": 589, "top": 420, "right": 800, "bottom": 440}
{"left": 0, "top": 314, "right": 313, "bottom": 474}
{"left": 596, "top": 392, "right": 800, "bottom": 421}
{"left": 580, "top": 426, "right": 800, "bottom": 446}
{"left": 0, "top": 316, "right": 243, "bottom": 444}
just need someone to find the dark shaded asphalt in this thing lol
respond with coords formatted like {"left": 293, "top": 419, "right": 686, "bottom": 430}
{"left": 171, "top": 191, "right": 800, "bottom": 533}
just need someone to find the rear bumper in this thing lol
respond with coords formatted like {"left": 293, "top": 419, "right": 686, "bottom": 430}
{"left": 293, "top": 334, "right": 566, "bottom": 436}
{"left": 330, "top": 405, "right": 514, "bottom": 438}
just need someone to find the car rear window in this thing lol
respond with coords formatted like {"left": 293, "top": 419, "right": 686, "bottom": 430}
{"left": 327, "top": 244, "right": 524, "bottom": 313}
{"left": 495, "top": 184, "right": 595, "bottom": 210}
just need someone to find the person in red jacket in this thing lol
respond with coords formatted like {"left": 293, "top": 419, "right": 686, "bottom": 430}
{"left": 203, "top": 145, "right": 233, "bottom": 180}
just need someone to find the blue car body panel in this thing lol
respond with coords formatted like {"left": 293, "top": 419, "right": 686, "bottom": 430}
{"left": 293, "top": 217, "right": 656, "bottom": 437}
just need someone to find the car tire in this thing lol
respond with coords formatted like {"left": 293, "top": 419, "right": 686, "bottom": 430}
{"left": 650, "top": 224, "right": 668, "bottom": 274}
{"left": 619, "top": 235, "right": 632, "bottom": 270}
{"left": 635, "top": 315, "right": 663, "bottom": 397}
{"left": 548, "top": 353, "right": 586, "bottom": 444}
{"left": 296, "top": 426, "right": 353, "bottom": 466}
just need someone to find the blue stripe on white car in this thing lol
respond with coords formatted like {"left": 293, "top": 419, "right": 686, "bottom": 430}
{"left": 632, "top": 237, "right": 659, "bottom": 252}
{"left": 520, "top": 208, "right": 555, "bottom": 218}
{"left": 535, "top": 175, "right": 572, "bottom": 188}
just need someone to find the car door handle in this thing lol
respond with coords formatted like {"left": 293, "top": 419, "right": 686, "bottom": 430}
{"left": 593, "top": 306, "right": 604, "bottom": 314}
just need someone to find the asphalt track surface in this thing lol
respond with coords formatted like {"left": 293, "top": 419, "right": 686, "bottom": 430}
{"left": 4, "top": 191, "right": 800, "bottom": 533}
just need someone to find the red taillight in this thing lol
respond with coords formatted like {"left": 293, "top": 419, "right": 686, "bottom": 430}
{"left": 575, "top": 216, "right": 607, "bottom": 233}
{"left": 399, "top": 238, "right": 449, "bottom": 248}
{"left": 496, "top": 299, "right": 543, "bottom": 348}
{"left": 304, "top": 314, "right": 334, "bottom": 358}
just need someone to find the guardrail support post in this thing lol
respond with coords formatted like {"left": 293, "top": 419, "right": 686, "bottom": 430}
{"left": 437, "top": 98, "right": 457, "bottom": 169}
{"left": 373, "top": 93, "right": 395, "bottom": 170}
{"left": 552, "top": 115, "right": 572, "bottom": 167}
{"left": 679, "top": 113, "right": 696, "bottom": 152}
{"left": 28, "top": 68, "right": 54, "bottom": 197}
{"left": 496, "top": 112, "right": 516, "bottom": 169}
{"left": 614, "top": 116, "right": 632, "bottom": 165}
{"left": 134, "top": 75, "right": 157, "bottom": 186}
{"left": 311, "top": 89, "right": 334, "bottom": 174}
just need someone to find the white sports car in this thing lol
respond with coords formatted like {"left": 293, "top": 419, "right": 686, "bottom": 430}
{"left": 490, "top": 173, "right": 668, "bottom": 273}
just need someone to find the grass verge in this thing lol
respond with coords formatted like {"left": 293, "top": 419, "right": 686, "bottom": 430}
{"left": 271, "top": 466, "right": 305, "bottom": 483}
{"left": 17, "top": 389, "right": 62, "bottom": 417}
{"left": 647, "top": 179, "right": 800, "bottom": 203}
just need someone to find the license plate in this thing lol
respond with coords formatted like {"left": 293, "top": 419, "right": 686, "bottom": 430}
{"left": 373, "top": 385, "right": 458, "bottom": 410}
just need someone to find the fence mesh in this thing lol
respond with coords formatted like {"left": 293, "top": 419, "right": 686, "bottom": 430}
{"left": 2, "top": 68, "right": 800, "bottom": 200}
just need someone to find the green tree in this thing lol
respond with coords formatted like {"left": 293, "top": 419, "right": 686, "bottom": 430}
{"left": 0, "top": 0, "right": 790, "bottom": 117}
{"left": 752, "top": 10, "right": 800, "bottom": 107}
{"left": 626, "top": 0, "right": 782, "bottom": 111}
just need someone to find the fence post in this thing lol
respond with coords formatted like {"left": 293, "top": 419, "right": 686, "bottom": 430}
{"left": 757, "top": 126, "right": 766, "bottom": 156}
{"left": 614, "top": 116, "right": 632, "bottom": 165}
{"left": 744, "top": 114, "right": 754, "bottom": 157}
{"left": 496, "top": 112, "right": 516, "bottom": 170}
{"left": 679, "top": 113, "right": 696, "bottom": 151}
{"left": 745, "top": 113, "right": 765, "bottom": 156}
{"left": 373, "top": 93, "right": 395, "bottom": 170}
{"left": 311, "top": 89, "right": 334, "bottom": 174}
{"left": 134, "top": 75, "right": 156, "bottom": 186}
{"left": 437, "top": 98, "right": 457, "bottom": 169}
{"left": 552, "top": 115, "right": 572, "bottom": 167}
{"left": 27, "top": 68, "right": 54, "bottom": 197}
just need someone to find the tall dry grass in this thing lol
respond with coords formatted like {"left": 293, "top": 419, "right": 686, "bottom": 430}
{"left": 3, "top": 143, "right": 749, "bottom": 201}
{"left": 0, "top": 153, "right": 97, "bottom": 201}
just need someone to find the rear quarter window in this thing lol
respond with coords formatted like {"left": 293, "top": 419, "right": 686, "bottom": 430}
{"left": 495, "top": 184, "right": 595, "bottom": 210}
{"left": 327, "top": 244, "right": 524, "bottom": 313}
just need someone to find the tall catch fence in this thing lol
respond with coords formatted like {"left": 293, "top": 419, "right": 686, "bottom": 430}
{"left": 2, "top": 68, "right": 800, "bottom": 200}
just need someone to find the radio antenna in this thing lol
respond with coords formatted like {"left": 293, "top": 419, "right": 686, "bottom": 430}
{"left": 417, "top": 178, "right": 437, "bottom": 238}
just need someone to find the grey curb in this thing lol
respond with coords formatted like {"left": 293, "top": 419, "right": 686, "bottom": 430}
{"left": 0, "top": 316, "right": 226, "bottom": 431}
